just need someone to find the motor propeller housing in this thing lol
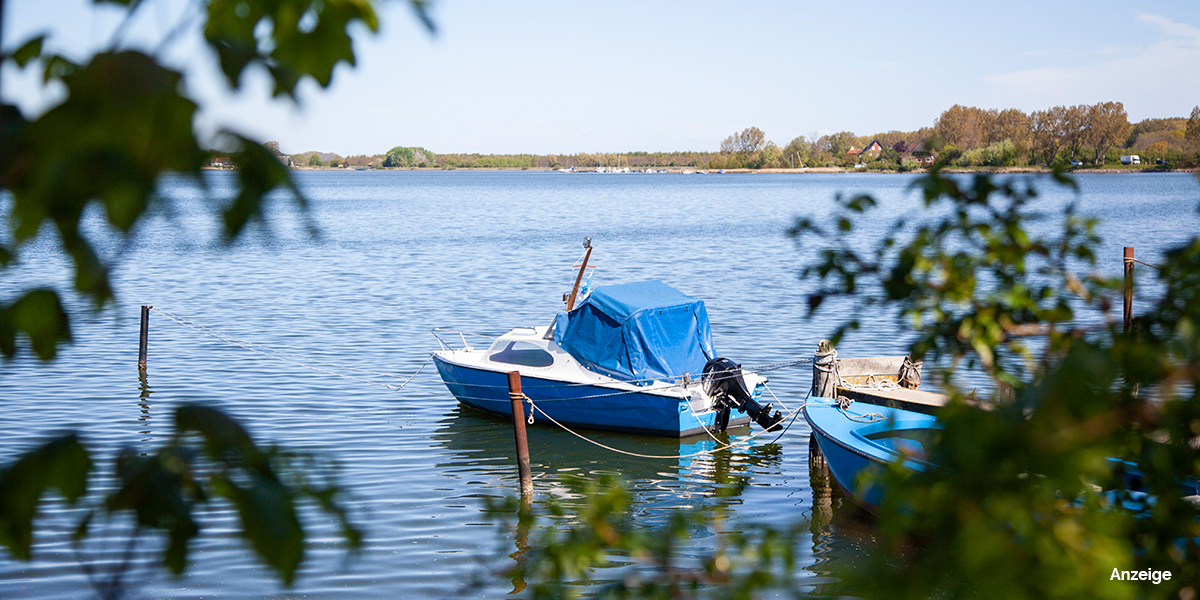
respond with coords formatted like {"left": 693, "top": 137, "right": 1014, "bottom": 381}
{"left": 702, "top": 357, "right": 783, "bottom": 433}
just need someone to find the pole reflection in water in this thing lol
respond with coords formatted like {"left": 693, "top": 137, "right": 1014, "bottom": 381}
{"left": 509, "top": 503, "right": 531, "bottom": 594}
{"left": 808, "top": 432, "right": 836, "bottom": 532}
{"left": 806, "top": 432, "right": 908, "bottom": 595}
{"left": 137, "top": 370, "right": 154, "bottom": 443}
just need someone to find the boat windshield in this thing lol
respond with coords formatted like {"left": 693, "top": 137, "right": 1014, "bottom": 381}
{"left": 488, "top": 341, "right": 555, "bottom": 368}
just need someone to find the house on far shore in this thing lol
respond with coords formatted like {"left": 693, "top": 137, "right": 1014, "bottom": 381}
{"left": 861, "top": 140, "right": 884, "bottom": 159}
{"left": 845, "top": 140, "right": 885, "bottom": 164}
{"left": 902, "top": 143, "right": 936, "bottom": 166}
{"left": 208, "top": 157, "right": 232, "bottom": 169}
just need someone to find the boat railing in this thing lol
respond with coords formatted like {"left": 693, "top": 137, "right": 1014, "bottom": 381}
{"left": 432, "top": 328, "right": 497, "bottom": 352}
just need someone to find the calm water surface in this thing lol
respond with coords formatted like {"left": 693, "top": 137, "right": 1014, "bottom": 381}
{"left": 1, "top": 171, "right": 1197, "bottom": 598}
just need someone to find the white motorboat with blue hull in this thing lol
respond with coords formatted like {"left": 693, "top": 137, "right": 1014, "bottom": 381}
{"left": 433, "top": 352, "right": 747, "bottom": 437}
{"left": 433, "top": 280, "right": 782, "bottom": 438}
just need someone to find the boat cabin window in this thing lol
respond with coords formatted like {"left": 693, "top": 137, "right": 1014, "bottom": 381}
{"left": 488, "top": 341, "right": 554, "bottom": 368}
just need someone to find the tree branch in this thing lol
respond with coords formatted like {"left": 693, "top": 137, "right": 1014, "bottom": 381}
{"left": 154, "top": 0, "right": 205, "bottom": 55}
{"left": 106, "top": 0, "right": 147, "bottom": 51}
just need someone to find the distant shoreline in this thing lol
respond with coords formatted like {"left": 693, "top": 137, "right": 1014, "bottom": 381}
{"left": 202, "top": 165, "right": 1199, "bottom": 174}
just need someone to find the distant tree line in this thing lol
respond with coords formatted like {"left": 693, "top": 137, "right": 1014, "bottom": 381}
{"left": 240, "top": 103, "right": 1200, "bottom": 172}
{"left": 762, "top": 102, "right": 1200, "bottom": 171}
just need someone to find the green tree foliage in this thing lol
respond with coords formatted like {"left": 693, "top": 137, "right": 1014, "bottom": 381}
{"left": 822, "top": 131, "right": 858, "bottom": 160}
{"left": 935, "top": 104, "right": 993, "bottom": 151}
{"left": 1127, "top": 117, "right": 1187, "bottom": 148}
{"left": 0, "top": 0, "right": 433, "bottom": 362}
{"left": 789, "top": 168, "right": 1200, "bottom": 598}
{"left": 713, "top": 127, "right": 768, "bottom": 169}
{"left": 437, "top": 152, "right": 534, "bottom": 169}
{"left": 383, "top": 146, "right": 434, "bottom": 168}
{"left": 0, "top": 0, "right": 434, "bottom": 593}
{"left": 994, "top": 108, "right": 1032, "bottom": 164}
{"left": 780, "top": 135, "right": 813, "bottom": 167}
{"left": 759, "top": 140, "right": 782, "bottom": 168}
{"left": 955, "top": 139, "right": 1017, "bottom": 167}
{"left": 495, "top": 473, "right": 802, "bottom": 599}
{"left": 719, "top": 126, "right": 766, "bottom": 155}
{"left": 1032, "top": 106, "right": 1068, "bottom": 165}
{"left": 1061, "top": 104, "right": 1091, "bottom": 162}
{"left": 204, "top": 0, "right": 382, "bottom": 98}
{"left": 1125, "top": 115, "right": 1198, "bottom": 168}
{"left": 931, "top": 103, "right": 1131, "bottom": 167}
{"left": 1087, "top": 101, "right": 1130, "bottom": 166}
{"left": 0, "top": 404, "right": 361, "bottom": 595}
{"left": 501, "top": 169, "right": 1200, "bottom": 598}
{"left": 1187, "top": 106, "right": 1200, "bottom": 146}
{"left": 308, "top": 153, "right": 325, "bottom": 167}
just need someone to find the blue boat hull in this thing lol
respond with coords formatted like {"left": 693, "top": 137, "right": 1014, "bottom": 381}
{"left": 807, "top": 401, "right": 1200, "bottom": 517}
{"left": 804, "top": 400, "right": 936, "bottom": 513}
{"left": 433, "top": 355, "right": 746, "bottom": 437}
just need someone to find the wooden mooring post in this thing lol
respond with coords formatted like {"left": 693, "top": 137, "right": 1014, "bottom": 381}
{"left": 1123, "top": 247, "right": 1135, "bottom": 333}
{"left": 138, "top": 305, "right": 151, "bottom": 371}
{"left": 507, "top": 371, "right": 534, "bottom": 500}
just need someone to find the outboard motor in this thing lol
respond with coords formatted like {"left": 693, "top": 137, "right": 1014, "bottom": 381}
{"left": 702, "top": 357, "right": 784, "bottom": 433}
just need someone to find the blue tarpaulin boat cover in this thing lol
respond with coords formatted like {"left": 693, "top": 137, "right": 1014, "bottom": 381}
{"left": 554, "top": 280, "right": 715, "bottom": 385}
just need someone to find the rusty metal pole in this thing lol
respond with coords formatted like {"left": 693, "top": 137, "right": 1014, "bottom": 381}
{"left": 507, "top": 371, "right": 534, "bottom": 500}
{"left": 566, "top": 241, "right": 593, "bottom": 312}
{"left": 1123, "top": 247, "right": 1134, "bottom": 333}
{"left": 138, "top": 305, "right": 151, "bottom": 371}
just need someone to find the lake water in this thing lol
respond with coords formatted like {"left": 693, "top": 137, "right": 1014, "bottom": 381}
{"left": 1, "top": 171, "right": 1197, "bottom": 598}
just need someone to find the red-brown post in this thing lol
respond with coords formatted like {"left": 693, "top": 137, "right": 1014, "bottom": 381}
{"left": 1123, "top": 247, "right": 1134, "bottom": 333}
{"left": 507, "top": 371, "right": 534, "bottom": 499}
{"left": 138, "top": 305, "right": 151, "bottom": 371}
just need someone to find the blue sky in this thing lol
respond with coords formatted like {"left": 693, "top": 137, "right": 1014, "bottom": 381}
{"left": 3, "top": 0, "right": 1198, "bottom": 155}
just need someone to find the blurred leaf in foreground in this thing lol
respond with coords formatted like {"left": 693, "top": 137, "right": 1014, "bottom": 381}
{"left": 0, "top": 404, "right": 362, "bottom": 596}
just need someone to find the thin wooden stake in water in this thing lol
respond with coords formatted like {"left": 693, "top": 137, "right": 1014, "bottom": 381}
{"left": 1123, "top": 247, "right": 1134, "bottom": 333}
{"left": 138, "top": 305, "right": 151, "bottom": 371}
{"left": 507, "top": 371, "right": 534, "bottom": 500}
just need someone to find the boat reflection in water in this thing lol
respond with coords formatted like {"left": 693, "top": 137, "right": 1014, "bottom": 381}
{"left": 430, "top": 404, "right": 786, "bottom": 592}
{"left": 429, "top": 405, "right": 785, "bottom": 512}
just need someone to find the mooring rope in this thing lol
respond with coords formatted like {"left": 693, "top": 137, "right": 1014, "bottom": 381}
{"left": 833, "top": 396, "right": 886, "bottom": 423}
{"left": 764, "top": 386, "right": 808, "bottom": 441}
{"left": 151, "top": 307, "right": 431, "bottom": 391}
{"left": 838, "top": 375, "right": 902, "bottom": 392}
{"left": 520, "top": 385, "right": 805, "bottom": 460}
{"left": 749, "top": 357, "right": 814, "bottom": 373}
{"left": 1123, "top": 257, "right": 1161, "bottom": 271}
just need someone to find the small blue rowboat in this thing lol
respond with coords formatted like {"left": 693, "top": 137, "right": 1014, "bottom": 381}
{"left": 807, "top": 400, "right": 1200, "bottom": 516}
{"left": 804, "top": 399, "right": 938, "bottom": 512}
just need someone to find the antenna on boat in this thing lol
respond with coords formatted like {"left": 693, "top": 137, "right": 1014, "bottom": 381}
{"left": 566, "top": 238, "right": 593, "bottom": 312}
{"left": 544, "top": 239, "right": 594, "bottom": 341}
